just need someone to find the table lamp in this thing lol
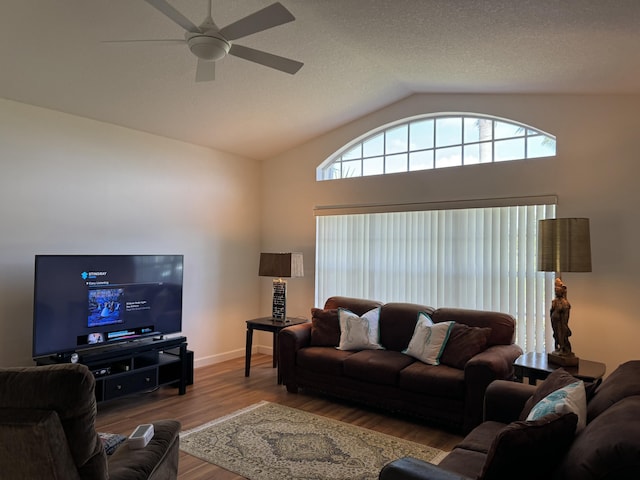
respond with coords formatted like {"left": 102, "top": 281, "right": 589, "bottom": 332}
{"left": 259, "top": 252, "right": 304, "bottom": 322}
{"left": 538, "top": 218, "right": 592, "bottom": 366}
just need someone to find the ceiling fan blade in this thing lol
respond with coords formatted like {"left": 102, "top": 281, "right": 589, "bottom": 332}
{"left": 102, "top": 39, "right": 185, "bottom": 45}
{"left": 219, "top": 2, "right": 295, "bottom": 41}
{"left": 229, "top": 44, "right": 303, "bottom": 74}
{"left": 144, "top": 0, "right": 201, "bottom": 33}
{"left": 195, "top": 58, "right": 216, "bottom": 82}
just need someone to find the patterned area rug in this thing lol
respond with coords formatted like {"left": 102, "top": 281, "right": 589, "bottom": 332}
{"left": 180, "top": 401, "right": 447, "bottom": 480}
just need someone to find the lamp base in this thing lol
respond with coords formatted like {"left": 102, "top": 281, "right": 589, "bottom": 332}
{"left": 271, "top": 278, "right": 287, "bottom": 321}
{"left": 548, "top": 351, "right": 579, "bottom": 367}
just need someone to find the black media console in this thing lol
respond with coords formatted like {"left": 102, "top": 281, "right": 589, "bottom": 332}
{"left": 35, "top": 336, "right": 193, "bottom": 403}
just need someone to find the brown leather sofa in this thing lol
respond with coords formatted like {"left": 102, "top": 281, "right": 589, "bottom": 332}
{"left": 0, "top": 363, "right": 181, "bottom": 479}
{"left": 279, "top": 296, "right": 523, "bottom": 432}
{"left": 379, "top": 360, "right": 640, "bottom": 480}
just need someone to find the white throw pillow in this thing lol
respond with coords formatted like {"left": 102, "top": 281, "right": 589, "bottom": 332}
{"left": 403, "top": 312, "right": 454, "bottom": 365}
{"left": 336, "top": 307, "right": 383, "bottom": 351}
{"left": 526, "top": 380, "right": 587, "bottom": 432}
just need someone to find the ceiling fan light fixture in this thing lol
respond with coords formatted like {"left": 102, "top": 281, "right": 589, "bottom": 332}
{"left": 187, "top": 35, "right": 230, "bottom": 61}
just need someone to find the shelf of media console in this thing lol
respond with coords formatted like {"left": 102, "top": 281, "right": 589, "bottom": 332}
{"left": 35, "top": 335, "right": 193, "bottom": 402}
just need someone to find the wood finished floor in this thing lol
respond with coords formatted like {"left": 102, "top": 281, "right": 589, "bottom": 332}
{"left": 95, "top": 353, "right": 464, "bottom": 479}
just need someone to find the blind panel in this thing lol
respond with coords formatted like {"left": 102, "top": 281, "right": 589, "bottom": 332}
{"left": 315, "top": 203, "right": 556, "bottom": 352}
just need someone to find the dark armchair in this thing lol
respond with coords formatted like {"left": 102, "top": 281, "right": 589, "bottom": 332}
{"left": 0, "top": 363, "right": 181, "bottom": 479}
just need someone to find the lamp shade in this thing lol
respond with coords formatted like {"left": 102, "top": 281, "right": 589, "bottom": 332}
{"left": 538, "top": 218, "right": 592, "bottom": 272}
{"left": 258, "top": 252, "right": 304, "bottom": 278}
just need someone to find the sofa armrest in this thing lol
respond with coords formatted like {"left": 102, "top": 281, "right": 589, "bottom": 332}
{"left": 278, "top": 323, "right": 312, "bottom": 392}
{"left": 379, "top": 457, "right": 472, "bottom": 480}
{"left": 462, "top": 343, "right": 523, "bottom": 432}
{"left": 483, "top": 380, "right": 535, "bottom": 423}
{"left": 107, "top": 419, "right": 181, "bottom": 480}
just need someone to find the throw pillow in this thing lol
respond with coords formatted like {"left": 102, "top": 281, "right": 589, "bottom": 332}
{"left": 309, "top": 308, "right": 340, "bottom": 346}
{"left": 519, "top": 368, "right": 580, "bottom": 420}
{"left": 526, "top": 380, "right": 587, "bottom": 432}
{"left": 479, "top": 412, "right": 578, "bottom": 480}
{"left": 439, "top": 323, "right": 492, "bottom": 369}
{"left": 403, "top": 312, "right": 454, "bottom": 365}
{"left": 336, "top": 307, "right": 383, "bottom": 351}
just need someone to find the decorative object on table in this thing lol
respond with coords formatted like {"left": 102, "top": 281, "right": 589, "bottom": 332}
{"left": 259, "top": 252, "right": 303, "bottom": 321}
{"left": 180, "top": 401, "right": 447, "bottom": 480}
{"left": 538, "top": 218, "right": 592, "bottom": 366}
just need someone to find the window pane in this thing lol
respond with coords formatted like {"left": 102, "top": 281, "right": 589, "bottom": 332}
{"left": 363, "top": 133, "right": 384, "bottom": 158}
{"left": 342, "top": 144, "right": 361, "bottom": 160}
{"left": 435, "top": 146, "right": 462, "bottom": 168}
{"left": 386, "top": 153, "right": 408, "bottom": 173}
{"left": 463, "top": 144, "right": 480, "bottom": 165}
{"left": 495, "top": 138, "right": 525, "bottom": 162}
{"left": 363, "top": 156, "right": 384, "bottom": 176}
{"left": 410, "top": 119, "right": 434, "bottom": 151}
{"left": 528, "top": 135, "right": 556, "bottom": 158}
{"left": 409, "top": 150, "right": 434, "bottom": 171}
{"left": 436, "top": 117, "right": 462, "bottom": 147}
{"left": 478, "top": 142, "right": 493, "bottom": 163}
{"left": 342, "top": 160, "right": 361, "bottom": 177}
{"left": 495, "top": 121, "right": 524, "bottom": 139}
{"left": 327, "top": 163, "right": 341, "bottom": 179}
{"left": 386, "top": 125, "right": 408, "bottom": 154}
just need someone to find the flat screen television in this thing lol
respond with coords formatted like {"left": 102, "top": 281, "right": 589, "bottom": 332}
{"left": 33, "top": 254, "right": 184, "bottom": 359}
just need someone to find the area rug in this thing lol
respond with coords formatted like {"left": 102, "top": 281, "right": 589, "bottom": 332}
{"left": 180, "top": 401, "right": 447, "bottom": 480}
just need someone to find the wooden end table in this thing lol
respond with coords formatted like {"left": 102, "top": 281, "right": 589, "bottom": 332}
{"left": 244, "top": 317, "right": 309, "bottom": 383}
{"left": 514, "top": 352, "right": 606, "bottom": 385}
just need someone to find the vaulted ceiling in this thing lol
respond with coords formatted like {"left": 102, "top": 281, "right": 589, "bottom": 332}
{"left": 1, "top": 1, "right": 639, "bottom": 160}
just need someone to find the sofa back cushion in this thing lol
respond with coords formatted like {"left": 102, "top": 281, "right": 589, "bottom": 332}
{"left": 431, "top": 308, "right": 516, "bottom": 346}
{"left": 323, "top": 296, "right": 383, "bottom": 316}
{"left": 379, "top": 303, "right": 435, "bottom": 351}
{"left": 554, "top": 396, "right": 640, "bottom": 480}
{"left": 587, "top": 360, "right": 640, "bottom": 422}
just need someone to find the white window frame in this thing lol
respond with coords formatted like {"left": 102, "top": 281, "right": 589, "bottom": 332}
{"left": 317, "top": 113, "right": 556, "bottom": 181}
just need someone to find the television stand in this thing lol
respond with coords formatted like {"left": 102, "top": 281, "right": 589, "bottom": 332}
{"left": 35, "top": 336, "right": 193, "bottom": 403}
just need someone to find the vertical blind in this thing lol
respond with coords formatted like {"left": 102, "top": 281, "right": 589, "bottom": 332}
{"left": 315, "top": 202, "right": 556, "bottom": 353}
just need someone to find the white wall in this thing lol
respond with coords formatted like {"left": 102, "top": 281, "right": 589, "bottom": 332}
{"left": 261, "top": 93, "right": 640, "bottom": 376}
{"left": 0, "top": 99, "right": 261, "bottom": 367}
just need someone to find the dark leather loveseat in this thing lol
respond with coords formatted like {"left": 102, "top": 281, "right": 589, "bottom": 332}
{"left": 380, "top": 360, "right": 640, "bottom": 480}
{"left": 279, "top": 296, "right": 523, "bottom": 432}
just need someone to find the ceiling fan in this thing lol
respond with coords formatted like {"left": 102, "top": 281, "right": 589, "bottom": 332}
{"left": 119, "top": 0, "right": 304, "bottom": 81}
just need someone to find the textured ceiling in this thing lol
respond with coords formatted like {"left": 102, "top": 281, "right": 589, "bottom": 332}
{"left": 1, "top": 1, "right": 639, "bottom": 160}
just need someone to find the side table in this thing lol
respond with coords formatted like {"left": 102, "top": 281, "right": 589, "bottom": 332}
{"left": 245, "top": 317, "right": 309, "bottom": 383}
{"left": 514, "top": 352, "right": 606, "bottom": 385}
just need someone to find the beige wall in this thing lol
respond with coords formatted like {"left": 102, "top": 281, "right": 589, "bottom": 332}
{"left": 0, "top": 99, "right": 261, "bottom": 367}
{"left": 261, "top": 93, "right": 640, "bottom": 376}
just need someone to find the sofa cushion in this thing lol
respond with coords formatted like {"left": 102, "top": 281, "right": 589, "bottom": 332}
{"left": 378, "top": 302, "right": 435, "bottom": 352}
{"left": 323, "top": 296, "right": 383, "bottom": 316}
{"left": 438, "top": 447, "right": 488, "bottom": 479}
{"left": 309, "top": 308, "right": 340, "bottom": 347}
{"left": 337, "top": 307, "right": 384, "bottom": 351}
{"left": 397, "top": 361, "right": 465, "bottom": 399}
{"left": 439, "top": 323, "right": 492, "bottom": 369}
{"left": 519, "top": 368, "right": 579, "bottom": 420}
{"left": 587, "top": 360, "right": 640, "bottom": 422}
{"left": 526, "top": 380, "right": 587, "bottom": 432}
{"left": 342, "top": 350, "right": 414, "bottom": 386}
{"left": 403, "top": 313, "right": 454, "bottom": 365}
{"left": 430, "top": 308, "right": 515, "bottom": 346}
{"left": 554, "top": 396, "right": 640, "bottom": 480}
{"left": 297, "top": 346, "right": 354, "bottom": 376}
{"left": 455, "top": 420, "right": 506, "bottom": 454}
{"left": 480, "top": 412, "right": 578, "bottom": 480}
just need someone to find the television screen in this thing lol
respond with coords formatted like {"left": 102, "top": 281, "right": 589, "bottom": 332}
{"left": 33, "top": 254, "right": 183, "bottom": 358}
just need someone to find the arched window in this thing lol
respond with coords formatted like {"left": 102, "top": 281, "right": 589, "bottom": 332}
{"left": 317, "top": 113, "right": 556, "bottom": 181}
